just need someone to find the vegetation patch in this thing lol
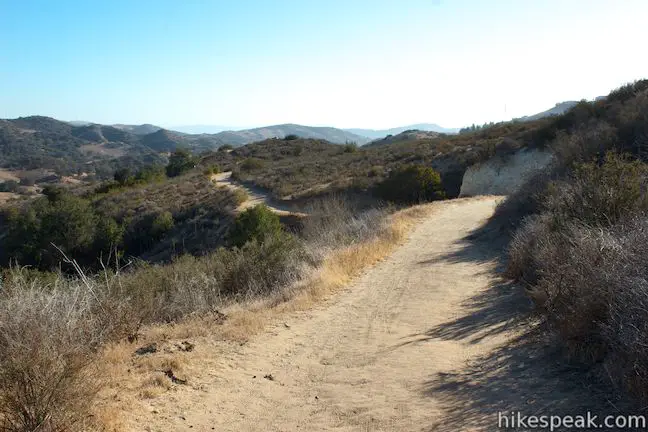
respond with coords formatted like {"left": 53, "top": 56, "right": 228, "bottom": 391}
{"left": 487, "top": 80, "right": 648, "bottom": 405}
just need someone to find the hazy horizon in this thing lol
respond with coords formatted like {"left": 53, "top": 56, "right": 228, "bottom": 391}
{"left": 2, "top": 0, "right": 647, "bottom": 129}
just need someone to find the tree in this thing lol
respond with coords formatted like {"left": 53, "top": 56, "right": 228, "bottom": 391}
{"left": 113, "top": 168, "right": 133, "bottom": 185}
{"left": 150, "top": 211, "right": 174, "bottom": 238}
{"left": 377, "top": 165, "right": 445, "bottom": 204}
{"left": 229, "top": 205, "right": 283, "bottom": 247}
{"left": 166, "top": 149, "right": 195, "bottom": 177}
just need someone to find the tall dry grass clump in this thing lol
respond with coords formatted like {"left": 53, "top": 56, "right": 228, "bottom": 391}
{"left": 0, "top": 269, "right": 128, "bottom": 431}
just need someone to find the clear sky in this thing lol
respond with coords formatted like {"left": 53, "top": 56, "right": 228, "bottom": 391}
{"left": 1, "top": 0, "right": 647, "bottom": 129}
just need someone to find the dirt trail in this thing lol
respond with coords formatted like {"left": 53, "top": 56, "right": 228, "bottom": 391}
{"left": 211, "top": 171, "right": 306, "bottom": 216}
{"left": 131, "top": 197, "right": 616, "bottom": 431}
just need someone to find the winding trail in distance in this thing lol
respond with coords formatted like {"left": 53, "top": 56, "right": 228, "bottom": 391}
{"left": 211, "top": 171, "right": 306, "bottom": 216}
{"left": 130, "top": 196, "right": 621, "bottom": 431}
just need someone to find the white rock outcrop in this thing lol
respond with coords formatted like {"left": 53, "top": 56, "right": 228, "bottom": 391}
{"left": 459, "top": 148, "right": 554, "bottom": 197}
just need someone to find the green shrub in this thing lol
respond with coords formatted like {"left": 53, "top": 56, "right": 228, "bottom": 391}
{"left": 150, "top": 211, "right": 174, "bottom": 239}
{"left": 240, "top": 158, "right": 265, "bottom": 172}
{"left": 203, "top": 164, "right": 221, "bottom": 176}
{"left": 376, "top": 165, "right": 445, "bottom": 204}
{"left": 284, "top": 134, "right": 300, "bottom": 141}
{"left": 367, "top": 166, "right": 384, "bottom": 178}
{"left": 94, "top": 217, "right": 124, "bottom": 252}
{"left": 343, "top": 142, "right": 358, "bottom": 153}
{"left": 222, "top": 234, "right": 305, "bottom": 298}
{"left": 113, "top": 167, "right": 134, "bottom": 186}
{"left": 166, "top": 149, "right": 196, "bottom": 177}
{"left": 229, "top": 205, "right": 283, "bottom": 247}
{"left": 0, "top": 180, "right": 19, "bottom": 193}
{"left": 135, "top": 165, "right": 166, "bottom": 183}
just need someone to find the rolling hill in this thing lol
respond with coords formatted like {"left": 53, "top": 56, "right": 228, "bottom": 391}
{"left": 201, "top": 124, "right": 371, "bottom": 146}
{"left": 0, "top": 117, "right": 371, "bottom": 178}
{"left": 346, "top": 123, "right": 460, "bottom": 140}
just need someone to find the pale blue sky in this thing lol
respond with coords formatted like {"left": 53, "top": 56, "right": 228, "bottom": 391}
{"left": 1, "top": 0, "right": 646, "bottom": 129}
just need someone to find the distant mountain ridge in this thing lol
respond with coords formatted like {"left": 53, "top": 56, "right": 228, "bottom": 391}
{"left": 0, "top": 117, "right": 375, "bottom": 176}
{"left": 168, "top": 123, "right": 460, "bottom": 143}
{"left": 213, "top": 124, "right": 370, "bottom": 146}
{"left": 346, "top": 123, "right": 460, "bottom": 140}
{"left": 72, "top": 121, "right": 371, "bottom": 145}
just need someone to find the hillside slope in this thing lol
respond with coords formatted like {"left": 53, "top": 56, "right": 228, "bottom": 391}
{"left": 0, "top": 116, "right": 225, "bottom": 176}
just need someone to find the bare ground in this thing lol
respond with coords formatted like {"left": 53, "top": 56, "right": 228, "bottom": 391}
{"left": 126, "top": 197, "right": 624, "bottom": 431}
{"left": 211, "top": 171, "right": 306, "bottom": 216}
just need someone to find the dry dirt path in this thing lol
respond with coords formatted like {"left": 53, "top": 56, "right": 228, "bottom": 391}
{"left": 132, "top": 197, "right": 616, "bottom": 431}
{"left": 211, "top": 171, "right": 306, "bottom": 216}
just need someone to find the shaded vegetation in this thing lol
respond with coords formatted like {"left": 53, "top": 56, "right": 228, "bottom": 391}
{"left": 377, "top": 165, "right": 445, "bottom": 204}
{"left": 485, "top": 79, "right": 648, "bottom": 405}
{"left": 0, "top": 170, "right": 241, "bottom": 270}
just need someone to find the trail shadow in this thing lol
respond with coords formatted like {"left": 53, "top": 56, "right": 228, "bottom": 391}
{"left": 397, "top": 278, "right": 532, "bottom": 348}
{"left": 404, "top": 219, "right": 531, "bottom": 347}
{"left": 422, "top": 332, "right": 634, "bottom": 432}
{"left": 412, "top": 215, "right": 639, "bottom": 431}
{"left": 418, "top": 216, "right": 510, "bottom": 272}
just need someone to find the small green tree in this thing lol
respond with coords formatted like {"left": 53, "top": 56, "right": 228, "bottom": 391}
{"left": 343, "top": 142, "right": 358, "bottom": 153}
{"left": 38, "top": 195, "right": 98, "bottom": 257}
{"left": 166, "top": 149, "right": 195, "bottom": 177}
{"left": 95, "top": 217, "right": 124, "bottom": 252}
{"left": 377, "top": 165, "right": 445, "bottom": 204}
{"left": 229, "top": 205, "right": 283, "bottom": 247}
{"left": 135, "top": 165, "right": 166, "bottom": 183}
{"left": 113, "top": 168, "right": 134, "bottom": 185}
{"left": 150, "top": 211, "right": 174, "bottom": 238}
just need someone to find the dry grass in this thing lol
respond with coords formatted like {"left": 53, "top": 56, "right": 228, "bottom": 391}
{"left": 0, "top": 192, "right": 19, "bottom": 205}
{"left": 0, "top": 192, "right": 434, "bottom": 431}
{"left": 92, "top": 201, "right": 434, "bottom": 429}
{"left": 0, "top": 274, "right": 127, "bottom": 432}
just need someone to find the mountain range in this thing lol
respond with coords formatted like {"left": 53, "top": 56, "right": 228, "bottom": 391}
{"left": 0, "top": 117, "right": 374, "bottom": 178}
{"left": 346, "top": 123, "right": 460, "bottom": 139}
{"left": 0, "top": 100, "right": 586, "bottom": 177}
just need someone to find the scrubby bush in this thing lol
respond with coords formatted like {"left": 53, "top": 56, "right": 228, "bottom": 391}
{"left": 203, "top": 164, "right": 221, "bottom": 176}
{"left": 113, "top": 167, "right": 134, "bottom": 185}
{"left": 0, "top": 180, "right": 19, "bottom": 193}
{"left": 3, "top": 191, "right": 99, "bottom": 268}
{"left": 343, "top": 142, "right": 358, "bottom": 153}
{"left": 376, "top": 165, "right": 445, "bottom": 204}
{"left": 240, "top": 157, "right": 265, "bottom": 172}
{"left": 135, "top": 165, "right": 166, "bottom": 183}
{"left": 284, "top": 134, "right": 299, "bottom": 141}
{"left": 504, "top": 150, "right": 648, "bottom": 402}
{"left": 151, "top": 211, "right": 174, "bottom": 238}
{"left": 229, "top": 205, "right": 283, "bottom": 247}
{"left": 166, "top": 149, "right": 195, "bottom": 177}
{"left": 0, "top": 270, "right": 127, "bottom": 432}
